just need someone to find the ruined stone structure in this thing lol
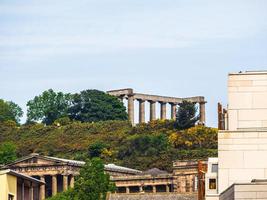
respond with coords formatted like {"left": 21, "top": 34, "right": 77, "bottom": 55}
{"left": 107, "top": 88, "right": 206, "bottom": 125}
{"left": 3, "top": 153, "right": 141, "bottom": 200}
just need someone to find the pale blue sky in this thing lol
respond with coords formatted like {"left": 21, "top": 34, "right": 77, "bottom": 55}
{"left": 0, "top": 0, "right": 267, "bottom": 126}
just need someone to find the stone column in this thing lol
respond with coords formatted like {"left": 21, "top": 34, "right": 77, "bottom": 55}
{"left": 188, "top": 175, "right": 193, "bottom": 192}
{"left": 176, "top": 176, "right": 181, "bottom": 193}
{"left": 149, "top": 101, "right": 156, "bottom": 121}
{"left": 126, "top": 187, "right": 130, "bottom": 194}
{"left": 30, "top": 183, "right": 34, "bottom": 200}
{"left": 70, "top": 176, "right": 75, "bottom": 188}
{"left": 152, "top": 185, "right": 156, "bottom": 193}
{"left": 160, "top": 102, "right": 167, "bottom": 120}
{"left": 138, "top": 99, "right": 145, "bottom": 123}
{"left": 52, "top": 175, "right": 57, "bottom": 196}
{"left": 180, "top": 176, "right": 186, "bottom": 193}
{"left": 166, "top": 185, "right": 170, "bottom": 193}
{"left": 40, "top": 176, "right": 45, "bottom": 200}
{"left": 139, "top": 186, "right": 143, "bottom": 193}
{"left": 63, "top": 175, "right": 68, "bottom": 191}
{"left": 128, "top": 95, "right": 134, "bottom": 125}
{"left": 171, "top": 103, "right": 177, "bottom": 120}
{"left": 22, "top": 180, "right": 25, "bottom": 200}
{"left": 199, "top": 102, "right": 206, "bottom": 125}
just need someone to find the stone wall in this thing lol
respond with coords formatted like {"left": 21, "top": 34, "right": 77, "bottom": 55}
{"left": 218, "top": 130, "right": 267, "bottom": 193}
{"left": 228, "top": 71, "right": 267, "bottom": 130}
{"left": 219, "top": 183, "right": 267, "bottom": 200}
{"left": 108, "top": 193, "right": 197, "bottom": 200}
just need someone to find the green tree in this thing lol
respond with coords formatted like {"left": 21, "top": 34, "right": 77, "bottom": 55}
{"left": 88, "top": 141, "right": 108, "bottom": 158}
{"left": 0, "top": 142, "right": 17, "bottom": 164}
{"left": 27, "top": 89, "right": 71, "bottom": 125}
{"left": 46, "top": 189, "right": 75, "bottom": 200}
{"left": 175, "top": 101, "right": 199, "bottom": 130}
{"left": 0, "top": 99, "right": 23, "bottom": 123}
{"left": 74, "top": 158, "right": 115, "bottom": 200}
{"left": 68, "top": 90, "right": 127, "bottom": 122}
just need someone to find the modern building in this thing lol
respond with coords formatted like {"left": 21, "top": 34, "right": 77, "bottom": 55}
{"left": 206, "top": 70, "right": 267, "bottom": 200}
{"left": 0, "top": 169, "right": 44, "bottom": 200}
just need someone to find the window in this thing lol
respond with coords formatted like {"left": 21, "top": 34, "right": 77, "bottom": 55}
{"left": 211, "top": 164, "right": 218, "bottom": 173}
{"left": 209, "top": 179, "right": 216, "bottom": 190}
{"left": 8, "top": 194, "right": 14, "bottom": 200}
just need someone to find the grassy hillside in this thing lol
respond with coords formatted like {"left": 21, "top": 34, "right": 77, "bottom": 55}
{"left": 0, "top": 120, "right": 217, "bottom": 171}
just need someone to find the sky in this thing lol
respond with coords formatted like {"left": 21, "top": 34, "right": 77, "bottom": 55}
{"left": 0, "top": 0, "right": 267, "bottom": 126}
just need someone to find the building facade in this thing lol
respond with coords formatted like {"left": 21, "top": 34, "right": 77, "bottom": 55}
{"left": 3, "top": 153, "right": 141, "bottom": 200}
{"left": 206, "top": 70, "right": 267, "bottom": 200}
{"left": 0, "top": 169, "right": 44, "bottom": 200}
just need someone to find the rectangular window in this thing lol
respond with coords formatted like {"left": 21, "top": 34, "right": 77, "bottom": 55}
{"left": 8, "top": 194, "right": 14, "bottom": 200}
{"left": 209, "top": 179, "right": 216, "bottom": 190}
{"left": 211, "top": 164, "right": 218, "bottom": 173}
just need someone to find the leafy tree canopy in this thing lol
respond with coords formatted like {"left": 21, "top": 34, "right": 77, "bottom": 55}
{"left": 175, "top": 101, "right": 199, "bottom": 129}
{"left": 0, "top": 142, "right": 17, "bottom": 164}
{"left": 27, "top": 89, "right": 71, "bottom": 125}
{"left": 47, "top": 158, "right": 115, "bottom": 200}
{"left": 68, "top": 90, "right": 127, "bottom": 123}
{"left": 0, "top": 99, "right": 23, "bottom": 123}
{"left": 88, "top": 141, "right": 108, "bottom": 158}
{"left": 74, "top": 158, "right": 115, "bottom": 200}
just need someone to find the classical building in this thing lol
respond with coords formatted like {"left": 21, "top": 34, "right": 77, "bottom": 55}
{"left": 112, "top": 160, "right": 200, "bottom": 195}
{"left": 2, "top": 153, "right": 141, "bottom": 200}
{"left": 0, "top": 169, "right": 44, "bottom": 200}
{"left": 206, "top": 70, "right": 267, "bottom": 200}
{"left": 107, "top": 88, "right": 206, "bottom": 125}
{"left": 2, "top": 154, "right": 202, "bottom": 199}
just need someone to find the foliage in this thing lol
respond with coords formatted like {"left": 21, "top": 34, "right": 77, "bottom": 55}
{"left": 88, "top": 141, "right": 108, "bottom": 158}
{"left": 27, "top": 89, "right": 71, "bottom": 125}
{"left": 175, "top": 101, "right": 199, "bottom": 129}
{"left": 0, "top": 120, "right": 217, "bottom": 171}
{"left": 68, "top": 90, "right": 127, "bottom": 123}
{"left": 74, "top": 158, "right": 115, "bottom": 200}
{"left": 46, "top": 189, "right": 75, "bottom": 200}
{"left": 0, "top": 142, "right": 17, "bottom": 164}
{"left": 0, "top": 99, "right": 23, "bottom": 124}
{"left": 169, "top": 125, "right": 218, "bottom": 149}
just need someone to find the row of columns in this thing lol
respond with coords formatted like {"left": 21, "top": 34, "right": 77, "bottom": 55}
{"left": 128, "top": 97, "right": 179, "bottom": 124}
{"left": 127, "top": 95, "right": 206, "bottom": 125}
{"left": 39, "top": 175, "right": 75, "bottom": 200}
{"left": 19, "top": 180, "right": 35, "bottom": 200}
{"left": 122, "top": 184, "right": 171, "bottom": 194}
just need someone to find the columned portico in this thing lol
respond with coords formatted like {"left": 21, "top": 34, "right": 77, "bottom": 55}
{"left": 107, "top": 88, "right": 206, "bottom": 125}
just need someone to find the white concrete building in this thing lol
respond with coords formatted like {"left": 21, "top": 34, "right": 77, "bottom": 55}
{"left": 205, "top": 158, "right": 219, "bottom": 200}
{"left": 206, "top": 71, "right": 267, "bottom": 200}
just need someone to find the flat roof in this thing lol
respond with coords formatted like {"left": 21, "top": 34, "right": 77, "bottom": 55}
{"left": 229, "top": 70, "right": 267, "bottom": 75}
{"left": 0, "top": 169, "right": 45, "bottom": 185}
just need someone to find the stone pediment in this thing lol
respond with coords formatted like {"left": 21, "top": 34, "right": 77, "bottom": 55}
{"left": 4, "top": 153, "right": 67, "bottom": 168}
